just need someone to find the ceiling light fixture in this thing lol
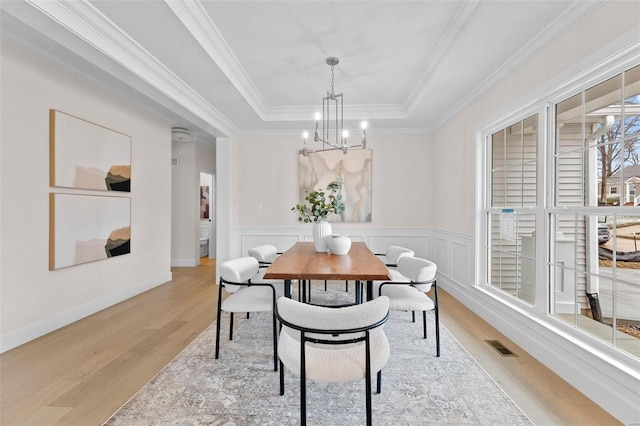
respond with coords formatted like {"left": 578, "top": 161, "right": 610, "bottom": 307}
{"left": 171, "top": 127, "right": 192, "bottom": 142}
{"left": 302, "top": 57, "right": 367, "bottom": 156}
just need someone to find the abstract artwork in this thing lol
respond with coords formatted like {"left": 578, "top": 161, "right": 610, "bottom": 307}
{"left": 299, "top": 149, "right": 372, "bottom": 222}
{"left": 50, "top": 109, "right": 131, "bottom": 192}
{"left": 200, "top": 186, "right": 210, "bottom": 219}
{"left": 49, "top": 193, "right": 131, "bottom": 270}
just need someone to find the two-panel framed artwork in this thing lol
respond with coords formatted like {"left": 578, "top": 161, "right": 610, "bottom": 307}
{"left": 49, "top": 109, "right": 132, "bottom": 270}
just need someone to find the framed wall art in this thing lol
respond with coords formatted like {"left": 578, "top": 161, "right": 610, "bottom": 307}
{"left": 299, "top": 149, "right": 372, "bottom": 222}
{"left": 50, "top": 109, "right": 131, "bottom": 192}
{"left": 49, "top": 193, "right": 131, "bottom": 270}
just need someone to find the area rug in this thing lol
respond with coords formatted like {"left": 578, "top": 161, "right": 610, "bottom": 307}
{"left": 105, "top": 285, "right": 532, "bottom": 425}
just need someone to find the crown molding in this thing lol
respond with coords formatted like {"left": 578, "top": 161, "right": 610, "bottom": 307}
{"left": 166, "top": 0, "right": 269, "bottom": 121}
{"left": 23, "top": 0, "right": 239, "bottom": 136}
{"left": 165, "top": 0, "right": 416, "bottom": 123}
{"left": 431, "top": 0, "right": 606, "bottom": 130}
{"left": 237, "top": 126, "right": 433, "bottom": 137}
{"left": 404, "top": 0, "right": 485, "bottom": 115}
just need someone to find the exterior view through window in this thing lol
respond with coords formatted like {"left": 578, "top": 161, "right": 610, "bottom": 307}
{"left": 553, "top": 64, "right": 639, "bottom": 357}
{"left": 484, "top": 64, "right": 639, "bottom": 359}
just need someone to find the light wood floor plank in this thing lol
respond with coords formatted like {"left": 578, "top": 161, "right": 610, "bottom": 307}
{"left": 0, "top": 259, "right": 619, "bottom": 425}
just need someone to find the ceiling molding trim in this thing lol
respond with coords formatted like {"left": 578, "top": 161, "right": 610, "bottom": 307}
{"left": 404, "top": 0, "right": 485, "bottom": 114}
{"left": 431, "top": 0, "right": 606, "bottom": 131}
{"left": 237, "top": 126, "right": 434, "bottom": 137}
{"left": 23, "top": 0, "right": 239, "bottom": 136}
{"left": 166, "top": 0, "right": 269, "bottom": 120}
{"left": 262, "top": 104, "right": 407, "bottom": 122}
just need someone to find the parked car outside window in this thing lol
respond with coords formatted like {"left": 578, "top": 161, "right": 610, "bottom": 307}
{"left": 598, "top": 223, "right": 610, "bottom": 245}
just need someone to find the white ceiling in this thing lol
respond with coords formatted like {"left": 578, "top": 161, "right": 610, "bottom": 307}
{"left": 0, "top": 0, "right": 604, "bottom": 140}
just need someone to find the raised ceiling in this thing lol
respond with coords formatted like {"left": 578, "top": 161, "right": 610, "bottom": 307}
{"left": 0, "top": 0, "right": 603, "bottom": 139}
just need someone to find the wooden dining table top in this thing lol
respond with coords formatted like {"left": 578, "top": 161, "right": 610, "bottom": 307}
{"left": 263, "top": 241, "right": 391, "bottom": 281}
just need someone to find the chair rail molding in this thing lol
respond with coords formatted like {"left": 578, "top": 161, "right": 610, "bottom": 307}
{"left": 232, "top": 226, "right": 439, "bottom": 261}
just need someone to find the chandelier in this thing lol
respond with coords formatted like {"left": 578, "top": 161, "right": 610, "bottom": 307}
{"left": 302, "top": 57, "right": 367, "bottom": 156}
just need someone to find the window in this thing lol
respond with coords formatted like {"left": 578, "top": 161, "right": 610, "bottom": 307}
{"left": 485, "top": 114, "right": 538, "bottom": 305}
{"left": 551, "top": 65, "right": 640, "bottom": 355}
{"left": 481, "top": 64, "right": 640, "bottom": 359}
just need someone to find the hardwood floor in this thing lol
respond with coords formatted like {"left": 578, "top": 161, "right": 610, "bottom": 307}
{"left": 0, "top": 258, "right": 619, "bottom": 425}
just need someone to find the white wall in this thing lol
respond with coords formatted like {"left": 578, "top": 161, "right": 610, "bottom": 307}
{"left": 431, "top": 2, "right": 640, "bottom": 423}
{"left": 231, "top": 132, "right": 433, "bottom": 229}
{"left": 171, "top": 140, "right": 197, "bottom": 266}
{"left": 0, "top": 39, "right": 172, "bottom": 351}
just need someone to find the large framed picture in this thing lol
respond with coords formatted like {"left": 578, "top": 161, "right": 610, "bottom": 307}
{"left": 50, "top": 109, "right": 131, "bottom": 192}
{"left": 299, "top": 149, "right": 372, "bottom": 222}
{"left": 49, "top": 193, "right": 131, "bottom": 270}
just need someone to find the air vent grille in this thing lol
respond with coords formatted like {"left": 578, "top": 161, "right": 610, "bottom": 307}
{"left": 171, "top": 157, "right": 179, "bottom": 166}
{"left": 485, "top": 340, "right": 518, "bottom": 357}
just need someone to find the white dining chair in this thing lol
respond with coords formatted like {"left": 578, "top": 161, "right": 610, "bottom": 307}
{"left": 276, "top": 295, "right": 390, "bottom": 426}
{"left": 374, "top": 256, "right": 440, "bottom": 357}
{"left": 215, "top": 256, "right": 284, "bottom": 371}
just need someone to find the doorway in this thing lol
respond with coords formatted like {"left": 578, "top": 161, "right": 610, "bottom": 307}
{"left": 199, "top": 172, "right": 215, "bottom": 264}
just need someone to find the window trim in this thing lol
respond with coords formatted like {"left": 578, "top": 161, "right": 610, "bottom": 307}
{"left": 476, "top": 52, "right": 640, "bottom": 351}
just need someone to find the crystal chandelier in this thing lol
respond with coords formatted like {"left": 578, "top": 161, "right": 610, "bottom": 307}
{"left": 302, "top": 57, "right": 367, "bottom": 156}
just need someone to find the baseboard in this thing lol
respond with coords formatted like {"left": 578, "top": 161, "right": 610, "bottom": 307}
{"left": 171, "top": 259, "right": 199, "bottom": 267}
{"left": 0, "top": 272, "right": 172, "bottom": 353}
{"left": 439, "top": 277, "right": 640, "bottom": 424}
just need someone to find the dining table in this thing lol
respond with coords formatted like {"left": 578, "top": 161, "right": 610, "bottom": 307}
{"left": 263, "top": 241, "right": 391, "bottom": 303}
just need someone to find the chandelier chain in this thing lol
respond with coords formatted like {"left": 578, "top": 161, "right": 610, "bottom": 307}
{"left": 330, "top": 64, "right": 335, "bottom": 96}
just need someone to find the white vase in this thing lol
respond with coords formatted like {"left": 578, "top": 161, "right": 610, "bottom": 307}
{"left": 327, "top": 234, "right": 352, "bottom": 255}
{"left": 312, "top": 219, "right": 332, "bottom": 252}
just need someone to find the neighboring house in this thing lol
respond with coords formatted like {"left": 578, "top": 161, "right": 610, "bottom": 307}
{"left": 602, "top": 164, "right": 640, "bottom": 206}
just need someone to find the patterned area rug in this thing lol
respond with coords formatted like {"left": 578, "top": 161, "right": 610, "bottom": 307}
{"left": 106, "top": 284, "right": 531, "bottom": 425}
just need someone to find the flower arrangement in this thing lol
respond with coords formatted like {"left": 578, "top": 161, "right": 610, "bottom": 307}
{"left": 291, "top": 176, "right": 345, "bottom": 223}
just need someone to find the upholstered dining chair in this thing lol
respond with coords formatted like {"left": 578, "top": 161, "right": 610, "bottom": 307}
{"left": 375, "top": 256, "right": 440, "bottom": 357}
{"left": 249, "top": 244, "right": 303, "bottom": 301}
{"left": 374, "top": 245, "right": 415, "bottom": 268}
{"left": 215, "top": 256, "right": 284, "bottom": 371}
{"left": 248, "top": 244, "right": 280, "bottom": 265}
{"left": 276, "top": 296, "right": 390, "bottom": 426}
{"left": 365, "top": 245, "right": 415, "bottom": 301}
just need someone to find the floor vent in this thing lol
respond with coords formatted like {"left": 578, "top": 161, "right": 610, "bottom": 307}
{"left": 485, "top": 340, "right": 518, "bottom": 357}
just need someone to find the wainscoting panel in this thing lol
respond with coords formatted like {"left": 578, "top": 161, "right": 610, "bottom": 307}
{"left": 233, "top": 227, "right": 435, "bottom": 260}
{"left": 434, "top": 236, "right": 450, "bottom": 278}
{"left": 233, "top": 226, "right": 474, "bottom": 288}
{"left": 240, "top": 233, "right": 302, "bottom": 255}
{"left": 366, "top": 234, "right": 430, "bottom": 258}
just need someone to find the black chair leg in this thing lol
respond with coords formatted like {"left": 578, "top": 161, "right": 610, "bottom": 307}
{"left": 301, "top": 369, "right": 307, "bottom": 425}
{"left": 423, "top": 311, "right": 427, "bottom": 339}
{"left": 272, "top": 313, "right": 278, "bottom": 372}
{"left": 434, "top": 281, "right": 440, "bottom": 357}
{"left": 214, "top": 286, "right": 223, "bottom": 359}
{"left": 229, "top": 312, "right": 234, "bottom": 340}
{"left": 279, "top": 360, "right": 285, "bottom": 395}
{"left": 366, "top": 372, "right": 372, "bottom": 426}
{"left": 324, "top": 280, "right": 327, "bottom": 291}
{"left": 412, "top": 311, "right": 416, "bottom": 323}
{"left": 376, "top": 370, "right": 382, "bottom": 394}
{"left": 365, "top": 333, "right": 372, "bottom": 426}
